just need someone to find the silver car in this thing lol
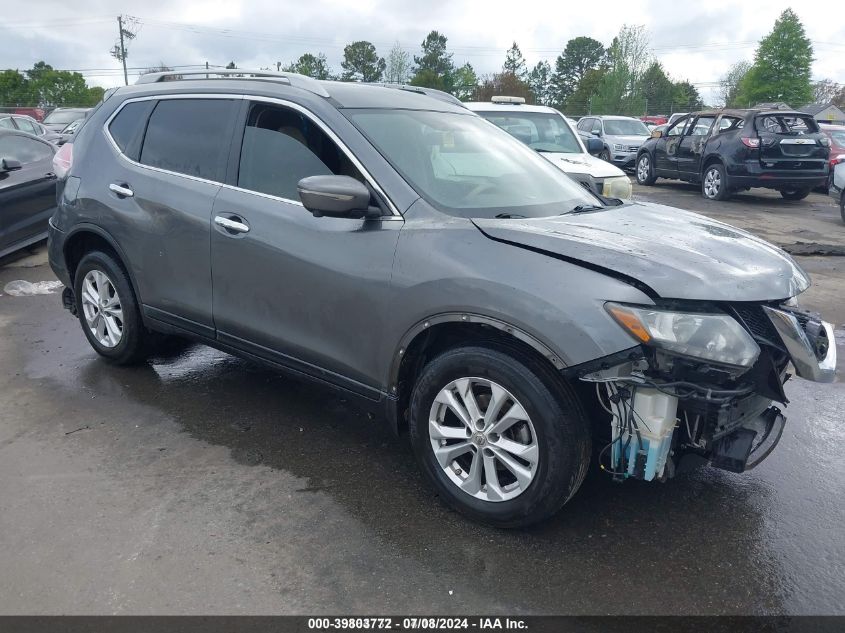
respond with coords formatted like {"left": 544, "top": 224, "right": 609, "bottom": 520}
{"left": 828, "top": 160, "right": 845, "bottom": 223}
{"left": 577, "top": 115, "right": 652, "bottom": 168}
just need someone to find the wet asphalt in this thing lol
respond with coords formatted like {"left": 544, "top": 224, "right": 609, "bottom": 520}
{"left": 1, "top": 190, "right": 844, "bottom": 615}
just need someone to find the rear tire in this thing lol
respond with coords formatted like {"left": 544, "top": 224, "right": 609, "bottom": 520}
{"left": 636, "top": 153, "right": 657, "bottom": 185}
{"left": 702, "top": 163, "right": 730, "bottom": 201}
{"left": 408, "top": 345, "right": 591, "bottom": 528}
{"left": 780, "top": 188, "right": 810, "bottom": 201}
{"left": 73, "top": 251, "right": 151, "bottom": 365}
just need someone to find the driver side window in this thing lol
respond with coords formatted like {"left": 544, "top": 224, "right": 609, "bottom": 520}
{"left": 667, "top": 118, "right": 689, "bottom": 137}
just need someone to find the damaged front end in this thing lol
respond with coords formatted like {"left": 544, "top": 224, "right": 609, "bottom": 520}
{"left": 573, "top": 300, "right": 837, "bottom": 482}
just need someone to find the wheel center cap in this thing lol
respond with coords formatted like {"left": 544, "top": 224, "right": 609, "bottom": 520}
{"left": 471, "top": 432, "right": 486, "bottom": 447}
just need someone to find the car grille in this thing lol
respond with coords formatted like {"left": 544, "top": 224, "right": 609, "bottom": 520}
{"left": 732, "top": 304, "right": 782, "bottom": 344}
{"left": 624, "top": 145, "right": 639, "bottom": 152}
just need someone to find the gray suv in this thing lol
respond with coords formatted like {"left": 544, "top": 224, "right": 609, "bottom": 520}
{"left": 48, "top": 70, "right": 837, "bottom": 527}
{"left": 576, "top": 115, "right": 651, "bottom": 168}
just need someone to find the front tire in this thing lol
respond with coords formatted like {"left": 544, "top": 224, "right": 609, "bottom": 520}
{"left": 702, "top": 163, "right": 730, "bottom": 200}
{"left": 598, "top": 149, "right": 611, "bottom": 162}
{"left": 636, "top": 153, "right": 657, "bottom": 185}
{"left": 408, "top": 345, "right": 590, "bottom": 528}
{"left": 840, "top": 191, "right": 845, "bottom": 224}
{"left": 780, "top": 188, "right": 810, "bottom": 201}
{"left": 74, "top": 251, "right": 150, "bottom": 365}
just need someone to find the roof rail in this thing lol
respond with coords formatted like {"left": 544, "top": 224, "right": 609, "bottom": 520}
{"left": 364, "top": 83, "right": 465, "bottom": 107}
{"left": 135, "top": 68, "right": 331, "bottom": 98}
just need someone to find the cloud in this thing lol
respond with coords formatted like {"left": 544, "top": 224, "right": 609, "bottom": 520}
{"left": 2, "top": 0, "right": 844, "bottom": 105}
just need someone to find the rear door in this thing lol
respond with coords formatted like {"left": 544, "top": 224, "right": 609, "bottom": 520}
{"left": 676, "top": 115, "right": 716, "bottom": 177}
{"left": 210, "top": 99, "right": 402, "bottom": 395}
{"left": 755, "top": 113, "right": 829, "bottom": 172}
{"left": 0, "top": 133, "right": 56, "bottom": 253}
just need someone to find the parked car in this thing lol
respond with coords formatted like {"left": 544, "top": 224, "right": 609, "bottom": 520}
{"left": 828, "top": 161, "right": 845, "bottom": 223}
{"left": 466, "top": 99, "right": 632, "bottom": 198}
{"left": 0, "top": 114, "right": 65, "bottom": 145}
{"left": 56, "top": 118, "right": 86, "bottom": 145}
{"left": 48, "top": 70, "right": 837, "bottom": 527}
{"left": 0, "top": 129, "right": 58, "bottom": 258}
{"left": 42, "top": 107, "right": 90, "bottom": 132}
{"left": 818, "top": 123, "right": 845, "bottom": 191}
{"left": 667, "top": 112, "right": 688, "bottom": 126}
{"left": 636, "top": 109, "right": 830, "bottom": 201}
{"left": 576, "top": 115, "right": 651, "bottom": 168}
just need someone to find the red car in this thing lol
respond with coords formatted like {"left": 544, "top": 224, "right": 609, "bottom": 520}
{"left": 13, "top": 107, "right": 45, "bottom": 122}
{"left": 818, "top": 124, "right": 845, "bottom": 190}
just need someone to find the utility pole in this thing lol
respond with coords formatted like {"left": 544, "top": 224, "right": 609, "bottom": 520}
{"left": 117, "top": 16, "right": 127, "bottom": 85}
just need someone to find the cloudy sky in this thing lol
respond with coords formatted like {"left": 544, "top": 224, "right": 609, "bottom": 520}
{"left": 4, "top": 0, "right": 845, "bottom": 104}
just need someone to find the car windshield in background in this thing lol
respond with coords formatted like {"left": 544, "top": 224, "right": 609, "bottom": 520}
{"left": 44, "top": 110, "right": 84, "bottom": 125}
{"left": 477, "top": 111, "right": 582, "bottom": 154}
{"left": 347, "top": 109, "right": 599, "bottom": 219}
{"left": 755, "top": 114, "right": 819, "bottom": 134}
{"left": 604, "top": 119, "right": 650, "bottom": 136}
{"left": 826, "top": 130, "right": 845, "bottom": 146}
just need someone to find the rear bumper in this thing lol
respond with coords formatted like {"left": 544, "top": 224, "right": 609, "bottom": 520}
{"left": 728, "top": 160, "right": 829, "bottom": 189}
{"left": 47, "top": 219, "right": 71, "bottom": 288}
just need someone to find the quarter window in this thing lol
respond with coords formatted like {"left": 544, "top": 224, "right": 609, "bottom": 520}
{"left": 140, "top": 99, "right": 237, "bottom": 180}
{"left": 0, "top": 135, "right": 53, "bottom": 164}
{"left": 109, "top": 100, "right": 154, "bottom": 160}
{"left": 237, "top": 103, "right": 364, "bottom": 200}
{"left": 0, "top": 118, "right": 13, "bottom": 130}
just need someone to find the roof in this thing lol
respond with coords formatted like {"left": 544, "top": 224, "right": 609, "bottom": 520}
{"left": 464, "top": 102, "right": 559, "bottom": 114}
{"left": 753, "top": 102, "right": 792, "bottom": 110}
{"left": 799, "top": 102, "right": 845, "bottom": 116}
{"left": 132, "top": 69, "right": 468, "bottom": 113}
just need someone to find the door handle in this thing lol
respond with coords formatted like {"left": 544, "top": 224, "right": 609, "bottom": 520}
{"left": 109, "top": 183, "right": 134, "bottom": 198}
{"left": 44, "top": 172, "right": 57, "bottom": 180}
{"left": 214, "top": 215, "right": 250, "bottom": 234}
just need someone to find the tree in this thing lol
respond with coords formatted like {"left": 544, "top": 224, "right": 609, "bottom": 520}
{"left": 590, "top": 25, "right": 651, "bottom": 115}
{"left": 225, "top": 61, "right": 237, "bottom": 69}
{"left": 385, "top": 42, "right": 411, "bottom": 84}
{"left": 672, "top": 81, "right": 703, "bottom": 111}
{"left": 640, "top": 61, "right": 674, "bottom": 114}
{"left": 550, "top": 36, "right": 606, "bottom": 106}
{"left": 503, "top": 42, "right": 527, "bottom": 79}
{"left": 812, "top": 79, "right": 845, "bottom": 105}
{"left": 411, "top": 30, "right": 454, "bottom": 90}
{"left": 283, "top": 53, "right": 331, "bottom": 79}
{"left": 734, "top": 9, "right": 813, "bottom": 108}
{"left": 719, "top": 60, "right": 752, "bottom": 107}
{"left": 528, "top": 61, "right": 552, "bottom": 106}
{"left": 476, "top": 72, "right": 533, "bottom": 103}
{"left": 341, "top": 41, "right": 385, "bottom": 82}
{"left": 564, "top": 67, "right": 606, "bottom": 115}
{"left": 0, "top": 69, "right": 36, "bottom": 106}
{"left": 451, "top": 63, "right": 479, "bottom": 101}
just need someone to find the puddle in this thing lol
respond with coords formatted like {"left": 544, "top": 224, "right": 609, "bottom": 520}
{"left": 2, "top": 280, "right": 64, "bottom": 296}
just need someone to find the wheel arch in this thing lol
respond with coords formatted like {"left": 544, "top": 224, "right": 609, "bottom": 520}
{"left": 387, "top": 313, "right": 569, "bottom": 434}
{"left": 63, "top": 224, "right": 142, "bottom": 306}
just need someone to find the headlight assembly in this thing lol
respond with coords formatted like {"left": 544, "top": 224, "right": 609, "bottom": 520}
{"left": 601, "top": 175, "right": 633, "bottom": 199}
{"left": 605, "top": 303, "right": 760, "bottom": 368}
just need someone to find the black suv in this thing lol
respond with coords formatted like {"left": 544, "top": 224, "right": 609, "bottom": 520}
{"left": 635, "top": 109, "right": 830, "bottom": 201}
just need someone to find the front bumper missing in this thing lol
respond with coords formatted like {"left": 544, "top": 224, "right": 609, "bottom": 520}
{"left": 763, "top": 306, "right": 837, "bottom": 383}
{"left": 710, "top": 406, "right": 786, "bottom": 473}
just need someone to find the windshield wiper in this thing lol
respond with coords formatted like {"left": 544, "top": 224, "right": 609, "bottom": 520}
{"left": 567, "top": 204, "right": 603, "bottom": 214}
{"left": 495, "top": 213, "right": 527, "bottom": 219}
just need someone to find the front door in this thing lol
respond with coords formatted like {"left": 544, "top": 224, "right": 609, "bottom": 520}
{"left": 654, "top": 116, "right": 689, "bottom": 176}
{"left": 210, "top": 100, "right": 402, "bottom": 396}
{"left": 676, "top": 115, "right": 716, "bottom": 177}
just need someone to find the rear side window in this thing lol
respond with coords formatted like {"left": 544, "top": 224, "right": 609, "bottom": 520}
{"left": 108, "top": 100, "right": 154, "bottom": 160}
{"left": 15, "top": 118, "right": 38, "bottom": 134}
{"left": 0, "top": 135, "right": 53, "bottom": 164}
{"left": 140, "top": 99, "right": 237, "bottom": 181}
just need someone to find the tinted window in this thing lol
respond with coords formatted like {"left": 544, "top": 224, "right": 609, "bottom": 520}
{"left": 109, "top": 100, "right": 154, "bottom": 160}
{"left": 0, "top": 135, "right": 53, "bottom": 164}
{"left": 15, "top": 117, "right": 38, "bottom": 134}
{"left": 140, "top": 99, "right": 236, "bottom": 180}
{"left": 237, "top": 103, "right": 363, "bottom": 200}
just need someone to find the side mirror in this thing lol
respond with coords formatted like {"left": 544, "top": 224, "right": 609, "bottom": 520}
{"left": 0, "top": 158, "right": 21, "bottom": 173}
{"left": 586, "top": 138, "right": 604, "bottom": 154}
{"left": 651, "top": 130, "right": 663, "bottom": 139}
{"left": 297, "top": 175, "right": 379, "bottom": 219}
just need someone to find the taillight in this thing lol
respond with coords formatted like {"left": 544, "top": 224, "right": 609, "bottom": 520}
{"left": 740, "top": 137, "right": 760, "bottom": 148}
{"left": 53, "top": 142, "right": 73, "bottom": 179}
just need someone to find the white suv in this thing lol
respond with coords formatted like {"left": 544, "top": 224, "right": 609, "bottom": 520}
{"left": 466, "top": 98, "right": 632, "bottom": 199}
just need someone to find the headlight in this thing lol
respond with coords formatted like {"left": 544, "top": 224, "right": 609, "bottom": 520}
{"left": 601, "top": 175, "right": 632, "bottom": 199}
{"left": 605, "top": 303, "right": 760, "bottom": 368}
{"left": 613, "top": 143, "right": 624, "bottom": 151}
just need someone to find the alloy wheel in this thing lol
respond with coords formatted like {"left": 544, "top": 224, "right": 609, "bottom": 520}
{"left": 637, "top": 155, "right": 650, "bottom": 182}
{"left": 81, "top": 269, "right": 124, "bottom": 348}
{"left": 428, "top": 377, "right": 539, "bottom": 502}
{"left": 703, "top": 168, "right": 721, "bottom": 198}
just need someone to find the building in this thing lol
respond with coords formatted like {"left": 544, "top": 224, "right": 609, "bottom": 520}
{"left": 798, "top": 103, "right": 845, "bottom": 125}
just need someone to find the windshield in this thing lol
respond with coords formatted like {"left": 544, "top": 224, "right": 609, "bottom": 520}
{"left": 475, "top": 110, "right": 582, "bottom": 154}
{"left": 44, "top": 110, "right": 84, "bottom": 125}
{"left": 603, "top": 119, "right": 649, "bottom": 136}
{"left": 346, "top": 109, "right": 599, "bottom": 218}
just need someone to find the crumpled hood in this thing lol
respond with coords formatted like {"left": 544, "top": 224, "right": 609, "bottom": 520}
{"left": 541, "top": 152, "right": 625, "bottom": 178}
{"left": 472, "top": 202, "right": 810, "bottom": 302}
